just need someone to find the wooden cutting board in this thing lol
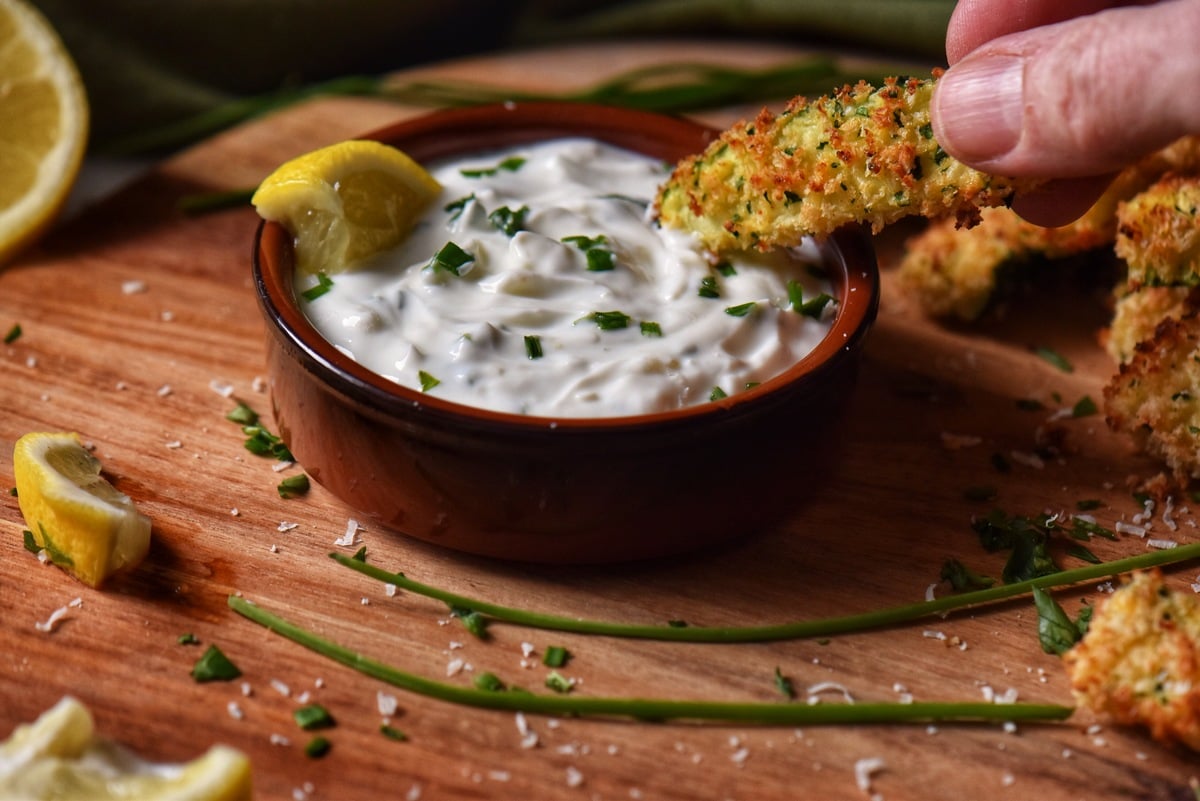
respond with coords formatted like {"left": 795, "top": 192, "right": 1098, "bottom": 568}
{"left": 2, "top": 41, "right": 1197, "bottom": 801}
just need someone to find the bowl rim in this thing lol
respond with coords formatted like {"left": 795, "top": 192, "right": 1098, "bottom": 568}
{"left": 252, "top": 101, "right": 880, "bottom": 433}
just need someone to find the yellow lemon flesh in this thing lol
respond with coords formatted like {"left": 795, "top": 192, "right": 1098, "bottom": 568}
{"left": 13, "top": 432, "right": 151, "bottom": 588}
{"left": 0, "top": 696, "right": 253, "bottom": 801}
{"left": 0, "top": 0, "right": 89, "bottom": 266}
{"left": 252, "top": 139, "right": 442, "bottom": 275}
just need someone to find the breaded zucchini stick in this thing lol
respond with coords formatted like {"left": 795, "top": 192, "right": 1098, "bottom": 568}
{"left": 655, "top": 74, "right": 1023, "bottom": 252}
{"left": 1104, "top": 312, "right": 1200, "bottom": 481}
{"left": 898, "top": 136, "right": 1200, "bottom": 320}
{"left": 1117, "top": 173, "right": 1200, "bottom": 288}
{"left": 1106, "top": 284, "right": 1199, "bottom": 364}
{"left": 1063, "top": 569, "right": 1200, "bottom": 752}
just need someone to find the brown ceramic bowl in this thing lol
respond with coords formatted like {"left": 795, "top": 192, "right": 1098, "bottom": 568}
{"left": 252, "top": 102, "right": 879, "bottom": 563}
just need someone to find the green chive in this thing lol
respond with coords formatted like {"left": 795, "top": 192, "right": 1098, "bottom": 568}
{"left": 460, "top": 156, "right": 525, "bottom": 178}
{"left": 710, "top": 386, "right": 728, "bottom": 401}
{"left": 177, "top": 632, "right": 200, "bottom": 645}
{"left": 725, "top": 302, "right": 756, "bottom": 317}
{"left": 786, "top": 280, "right": 804, "bottom": 310}
{"left": 450, "top": 606, "right": 489, "bottom": 639}
{"left": 3, "top": 324, "right": 21, "bottom": 344}
{"left": 797, "top": 292, "right": 834, "bottom": 319}
{"left": 585, "top": 248, "right": 616, "bottom": 272}
{"left": 545, "top": 671, "right": 574, "bottom": 694}
{"left": 524, "top": 335, "right": 544, "bottom": 360}
{"left": 191, "top": 644, "right": 241, "bottom": 682}
{"left": 294, "top": 703, "right": 335, "bottom": 730}
{"left": 300, "top": 272, "right": 334, "bottom": 302}
{"left": 380, "top": 724, "right": 408, "bottom": 741}
{"left": 1071, "top": 396, "right": 1098, "bottom": 418}
{"left": 418, "top": 371, "right": 441, "bottom": 392}
{"left": 698, "top": 276, "right": 721, "bottom": 299}
{"left": 351, "top": 546, "right": 368, "bottom": 562}
{"left": 542, "top": 646, "right": 570, "bottom": 668}
{"left": 585, "top": 311, "right": 631, "bottom": 331}
{"left": 428, "top": 242, "right": 475, "bottom": 276}
{"left": 225, "top": 402, "right": 259, "bottom": 426}
{"left": 774, "top": 667, "right": 796, "bottom": 700}
{"left": 1033, "top": 346, "right": 1074, "bottom": 373}
{"left": 277, "top": 474, "right": 310, "bottom": 498}
{"left": 716, "top": 261, "right": 737, "bottom": 277}
{"left": 488, "top": 205, "right": 528, "bottom": 236}
{"left": 304, "top": 736, "right": 332, "bottom": 758}
{"left": 444, "top": 194, "right": 474, "bottom": 220}
{"left": 474, "top": 672, "right": 506, "bottom": 692}
{"left": 639, "top": 321, "right": 663, "bottom": 337}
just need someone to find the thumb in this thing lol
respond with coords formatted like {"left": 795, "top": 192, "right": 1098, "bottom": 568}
{"left": 931, "top": 0, "right": 1200, "bottom": 179}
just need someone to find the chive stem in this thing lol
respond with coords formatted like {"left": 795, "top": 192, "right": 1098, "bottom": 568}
{"left": 228, "top": 595, "right": 1071, "bottom": 726}
{"left": 330, "top": 542, "right": 1200, "bottom": 643}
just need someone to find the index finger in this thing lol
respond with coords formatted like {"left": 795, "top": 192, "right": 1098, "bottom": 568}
{"left": 946, "top": 0, "right": 1145, "bottom": 62}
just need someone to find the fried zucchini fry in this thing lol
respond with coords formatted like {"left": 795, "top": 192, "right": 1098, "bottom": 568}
{"left": 1117, "top": 173, "right": 1200, "bottom": 288}
{"left": 898, "top": 137, "right": 1200, "bottom": 320}
{"left": 655, "top": 75, "right": 1023, "bottom": 252}
{"left": 1063, "top": 569, "right": 1200, "bottom": 751}
{"left": 1106, "top": 284, "right": 1199, "bottom": 364}
{"left": 1104, "top": 312, "right": 1200, "bottom": 481}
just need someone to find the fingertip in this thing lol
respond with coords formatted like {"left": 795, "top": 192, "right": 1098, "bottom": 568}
{"left": 1010, "top": 175, "right": 1115, "bottom": 228}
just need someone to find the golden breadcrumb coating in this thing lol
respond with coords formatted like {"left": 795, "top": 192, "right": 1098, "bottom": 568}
{"left": 1106, "top": 285, "right": 1200, "bottom": 364}
{"left": 655, "top": 75, "right": 1023, "bottom": 253}
{"left": 1117, "top": 173, "right": 1200, "bottom": 288}
{"left": 1104, "top": 312, "right": 1200, "bottom": 481}
{"left": 1063, "top": 569, "right": 1200, "bottom": 751}
{"left": 898, "top": 136, "right": 1200, "bottom": 320}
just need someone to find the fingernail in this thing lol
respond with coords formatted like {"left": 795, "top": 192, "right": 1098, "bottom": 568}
{"left": 934, "top": 55, "right": 1024, "bottom": 163}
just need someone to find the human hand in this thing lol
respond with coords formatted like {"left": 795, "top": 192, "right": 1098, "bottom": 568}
{"left": 931, "top": 0, "right": 1200, "bottom": 226}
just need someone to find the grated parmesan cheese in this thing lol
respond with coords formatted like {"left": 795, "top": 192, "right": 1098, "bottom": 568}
{"left": 334, "top": 519, "right": 362, "bottom": 547}
{"left": 854, "top": 756, "right": 886, "bottom": 795}
{"left": 34, "top": 604, "right": 70, "bottom": 633}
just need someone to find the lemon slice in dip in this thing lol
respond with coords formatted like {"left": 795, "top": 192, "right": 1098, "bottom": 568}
{"left": 252, "top": 139, "right": 442, "bottom": 274}
{"left": 0, "top": 696, "right": 253, "bottom": 801}
{"left": 13, "top": 432, "right": 151, "bottom": 588}
{"left": 0, "top": 0, "right": 89, "bottom": 267}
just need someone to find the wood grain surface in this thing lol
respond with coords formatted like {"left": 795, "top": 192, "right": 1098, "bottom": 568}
{"left": 2, "top": 41, "right": 1198, "bottom": 801}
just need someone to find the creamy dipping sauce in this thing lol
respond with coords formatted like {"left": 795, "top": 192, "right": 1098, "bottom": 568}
{"left": 297, "top": 138, "right": 836, "bottom": 418}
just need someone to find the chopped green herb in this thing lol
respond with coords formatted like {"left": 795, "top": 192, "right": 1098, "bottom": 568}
{"left": 666, "top": 619, "right": 689, "bottom": 628}
{"left": 773, "top": 667, "right": 796, "bottom": 700}
{"left": 225, "top": 402, "right": 259, "bottom": 426}
{"left": 970, "top": 510, "right": 1059, "bottom": 584}
{"left": 725, "top": 302, "right": 756, "bottom": 317}
{"left": 1071, "top": 395, "right": 1098, "bottom": 418}
{"left": 562, "top": 234, "right": 606, "bottom": 250}
{"left": 351, "top": 546, "right": 368, "bottom": 562}
{"left": 715, "top": 261, "right": 737, "bottom": 277}
{"left": 698, "top": 275, "right": 721, "bottom": 299}
{"left": 8, "top": 487, "right": 16, "bottom": 497}
{"left": 1033, "top": 346, "right": 1074, "bottom": 373}
{"left": 786, "top": 280, "right": 804, "bottom": 310}
{"left": 277, "top": 473, "right": 310, "bottom": 498}
{"left": 1068, "top": 517, "right": 1118, "bottom": 541}
{"left": 418, "top": 371, "right": 441, "bottom": 392}
{"left": 710, "top": 386, "right": 728, "bottom": 401}
{"left": 797, "top": 292, "right": 834, "bottom": 319}
{"left": 22, "top": 530, "right": 38, "bottom": 555}
{"left": 542, "top": 645, "right": 570, "bottom": 668}
{"left": 940, "top": 558, "right": 995, "bottom": 592}
{"left": 177, "top": 632, "right": 199, "bottom": 645}
{"left": 524, "top": 335, "right": 543, "bottom": 360}
{"left": 450, "top": 605, "right": 489, "bottom": 639}
{"left": 3, "top": 324, "right": 21, "bottom": 344}
{"left": 584, "top": 248, "right": 616, "bottom": 272}
{"left": 1066, "top": 543, "right": 1101, "bottom": 564}
{"left": 444, "top": 193, "right": 474, "bottom": 220}
{"left": 460, "top": 156, "right": 526, "bottom": 178}
{"left": 191, "top": 644, "right": 241, "bottom": 682}
{"left": 474, "top": 672, "right": 506, "bottom": 692}
{"left": 488, "top": 205, "right": 528, "bottom": 236}
{"left": 380, "top": 724, "right": 408, "bottom": 742}
{"left": 294, "top": 703, "right": 336, "bottom": 730}
{"left": 545, "top": 671, "right": 574, "bottom": 694}
{"left": 428, "top": 242, "right": 475, "bottom": 276}
{"left": 1033, "top": 588, "right": 1089, "bottom": 655}
{"left": 304, "top": 736, "right": 332, "bottom": 759}
{"left": 300, "top": 272, "right": 334, "bottom": 302}
{"left": 585, "top": 310, "right": 631, "bottom": 331}
{"left": 242, "top": 425, "right": 293, "bottom": 461}
{"left": 639, "top": 321, "right": 662, "bottom": 337}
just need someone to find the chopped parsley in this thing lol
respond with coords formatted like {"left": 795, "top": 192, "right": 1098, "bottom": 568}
{"left": 542, "top": 645, "right": 570, "bottom": 668}
{"left": 1033, "top": 588, "right": 1091, "bottom": 655}
{"left": 524, "top": 335, "right": 543, "bottom": 360}
{"left": 304, "top": 736, "right": 332, "bottom": 758}
{"left": 21, "top": 530, "right": 39, "bottom": 555}
{"left": 710, "top": 386, "right": 728, "bottom": 401}
{"left": 277, "top": 473, "right": 310, "bottom": 498}
{"left": 939, "top": 558, "right": 994, "bottom": 592}
{"left": 725, "top": 302, "right": 756, "bottom": 317}
{"left": 300, "top": 272, "right": 334, "bottom": 302}
{"left": 418, "top": 371, "right": 441, "bottom": 392}
{"left": 294, "top": 703, "right": 335, "bottom": 730}
{"left": 3, "top": 323, "right": 21, "bottom": 344}
{"left": 773, "top": 667, "right": 796, "bottom": 699}
{"left": 585, "top": 310, "right": 631, "bottom": 330}
{"left": 1033, "top": 346, "right": 1074, "bottom": 373}
{"left": 225, "top": 402, "right": 259, "bottom": 426}
{"left": 562, "top": 234, "right": 615, "bottom": 271}
{"left": 191, "top": 644, "right": 241, "bottom": 682}
{"left": 639, "top": 321, "right": 662, "bottom": 337}
{"left": 715, "top": 261, "right": 737, "bottom": 277}
{"left": 488, "top": 205, "right": 528, "bottom": 236}
{"left": 460, "top": 155, "right": 526, "bottom": 178}
{"left": 1071, "top": 395, "right": 1098, "bottom": 418}
{"left": 428, "top": 241, "right": 475, "bottom": 276}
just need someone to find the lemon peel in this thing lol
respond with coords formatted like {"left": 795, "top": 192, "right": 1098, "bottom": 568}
{"left": 252, "top": 139, "right": 442, "bottom": 275}
{"left": 13, "top": 432, "right": 151, "bottom": 588}
{"left": 0, "top": 0, "right": 89, "bottom": 266}
{"left": 0, "top": 696, "right": 253, "bottom": 801}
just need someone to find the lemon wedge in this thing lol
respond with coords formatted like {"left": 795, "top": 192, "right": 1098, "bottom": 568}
{"left": 13, "top": 432, "right": 151, "bottom": 588}
{"left": 0, "top": 696, "right": 253, "bottom": 801}
{"left": 0, "top": 0, "right": 89, "bottom": 266}
{"left": 252, "top": 139, "right": 443, "bottom": 274}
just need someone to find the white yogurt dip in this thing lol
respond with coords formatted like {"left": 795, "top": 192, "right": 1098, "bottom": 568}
{"left": 297, "top": 138, "right": 836, "bottom": 418}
